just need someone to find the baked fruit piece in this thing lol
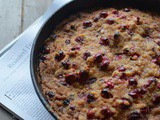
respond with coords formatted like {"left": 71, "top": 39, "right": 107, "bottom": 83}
{"left": 39, "top": 8, "right": 160, "bottom": 120}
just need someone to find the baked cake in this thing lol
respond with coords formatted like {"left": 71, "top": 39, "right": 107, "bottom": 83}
{"left": 39, "top": 8, "right": 160, "bottom": 120}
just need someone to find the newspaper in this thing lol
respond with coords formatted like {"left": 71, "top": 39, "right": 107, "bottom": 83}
{"left": 0, "top": 0, "right": 71, "bottom": 119}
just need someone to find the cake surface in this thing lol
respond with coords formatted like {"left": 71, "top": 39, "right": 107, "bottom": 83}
{"left": 39, "top": 8, "right": 160, "bottom": 120}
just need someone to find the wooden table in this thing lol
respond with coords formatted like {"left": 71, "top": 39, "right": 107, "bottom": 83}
{"left": 0, "top": 0, "right": 53, "bottom": 119}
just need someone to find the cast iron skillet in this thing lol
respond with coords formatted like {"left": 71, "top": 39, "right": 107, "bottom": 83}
{"left": 30, "top": 0, "right": 160, "bottom": 119}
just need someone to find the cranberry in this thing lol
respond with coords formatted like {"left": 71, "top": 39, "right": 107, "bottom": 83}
{"left": 87, "top": 93, "right": 96, "bottom": 103}
{"left": 121, "top": 24, "right": 129, "bottom": 30}
{"left": 119, "top": 73, "right": 127, "bottom": 81}
{"left": 118, "top": 66, "right": 126, "bottom": 72}
{"left": 112, "top": 10, "right": 119, "bottom": 15}
{"left": 63, "top": 99, "right": 70, "bottom": 106}
{"left": 50, "top": 34, "right": 57, "bottom": 40}
{"left": 100, "top": 11, "right": 108, "bottom": 18}
{"left": 79, "top": 70, "right": 89, "bottom": 82}
{"left": 138, "top": 87, "right": 147, "bottom": 94}
{"left": 99, "top": 38, "right": 109, "bottom": 46}
{"left": 71, "top": 46, "right": 80, "bottom": 51}
{"left": 75, "top": 36, "right": 84, "bottom": 44}
{"left": 120, "top": 98, "right": 132, "bottom": 109}
{"left": 114, "top": 31, "right": 120, "bottom": 39}
{"left": 83, "top": 51, "right": 91, "bottom": 60}
{"left": 157, "top": 41, "right": 160, "bottom": 46}
{"left": 99, "top": 60, "right": 110, "bottom": 70}
{"left": 43, "top": 47, "right": 50, "bottom": 54}
{"left": 46, "top": 91, "right": 54, "bottom": 98}
{"left": 123, "top": 8, "right": 131, "bottom": 12}
{"left": 65, "top": 40, "right": 70, "bottom": 45}
{"left": 128, "top": 112, "right": 141, "bottom": 120}
{"left": 157, "top": 83, "right": 160, "bottom": 89}
{"left": 87, "top": 110, "right": 95, "bottom": 119}
{"left": 93, "top": 17, "right": 99, "bottom": 22}
{"left": 40, "top": 55, "right": 47, "bottom": 61}
{"left": 128, "top": 78, "right": 138, "bottom": 86}
{"left": 128, "top": 91, "right": 139, "bottom": 99}
{"left": 101, "top": 88, "right": 113, "bottom": 99}
{"left": 94, "top": 53, "right": 103, "bottom": 62}
{"left": 86, "top": 77, "right": 97, "bottom": 84}
{"left": 62, "top": 60, "right": 70, "bottom": 69}
{"left": 140, "top": 107, "right": 149, "bottom": 114}
{"left": 55, "top": 51, "right": 65, "bottom": 61}
{"left": 65, "top": 73, "right": 77, "bottom": 84}
{"left": 101, "top": 107, "right": 114, "bottom": 118}
{"left": 155, "top": 55, "right": 160, "bottom": 65}
{"left": 70, "top": 106, "right": 75, "bottom": 111}
{"left": 148, "top": 78, "right": 157, "bottom": 86}
{"left": 152, "top": 94, "right": 160, "bottom": 104}
{"left": 83, "top": 20, "right": 92, "bottom": 28}
{"left": 106, "top": 18, "right": 114, "bottom": 25}
{"left": 106, "top": 81, "right": 114, "bottom": 89}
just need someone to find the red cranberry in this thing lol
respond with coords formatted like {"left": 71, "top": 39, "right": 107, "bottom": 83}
{"left": 71, "top": 46, "right": 80, "bottom": 51}
{"left": 62, "top": 60, "right": 70, "bottom": 69}
{"left": 152, "top": 94, "right": 160, "bottom": 104}
{"left": 123, "top": 8, "right": 131, "bottom": 12}
{"left": 100, "top": 11, "right": 108, "bottom": 18}
{"left": 101, "top": 88, "right": 113, "bottom": 99}
{"left": 93, "top": 17, "right": 99, "bottom": 22}
{"left": 128, "top": 112, "right": 141, "bottom": 120}
{"left": 157, "top": 41, "right": 160, "bottom": 46}
{"left": 63, "top": 99, "right": 70, "bottom": 106}
{"left": 87, "top": 109, "right": 95, "bottom": 119}
{"left": 65, "top": 40, "right": 70, "bottom": 45}
{"left": 128, "top": 90, "right": 139, "bottom": 99}
{"left": 120, "top": 98, "right": 132, "bottom": 109}
{"left": 112, "top": 10, "right": 119, "bottom": 15}
{"left": 43, "top": 47, "right": 50, "bottom": 54}
{"left": 75, "top": 36, "right": 84, "bottom": 44}
{"left": 118, "top": 66, "right": 126, "bottom": 72}
{"left": 79, "top": 70, "right": 89, "bottom": 82}
{"left": 119, "top": 73, "right": 127, "bottom": 81}
{"left": 70, "top": 106, "right": 75, "bottom": 111}
{"left": 106, "top": 81, "right": 114, "bottom": 89}
{"left": 99, "top": 60, "right": 110, "bottom": 70}
{"left": 87, "top": 93, "right": 96, "bottom": 103}
{"left": 86, "top": 77, "right": 97, "bottom": 84}
{"left": 83, "top": 51, "right": 91, "bottom": 60}
{"left": 40, "top": 55, "right": 47, "bottom": 61}
{"left": 55, "top": 51, "right": 65, "bottom": 61}
{"left": 106, "top": 18, "right": 115, "bottom": 25}
{"left": 138, "top": 87, "right": 147, "bottom": 94}
{"left": 128, "top": 78, "right": 138, "bottom": 86}
{"left": 114, "top": 31, "right": 120, "bottom": 39}
{"left": 157, "top": 83, "right": 160, "bottom": 89}
{"left": 50, "top": 34, "right": 57, "bottom": 40}
{"left": 94, "top": 53, "right": 103, "bottom": 62}
{"left": 121, "top": 24, "right": 129, "bottom": 30}
{"left": 65, "top": 73, "right": 77, "bottom": 84}
{"left": 83, "top": 21, "right": 92, "bottom": 28}
{"left": 140, "top": 107, "right": 149, "bottom": 115}
{"left": 155, "top": 55, "right": 160, "bottom": 65}
{"left": 46, "top": 91, "right": 54, "bottom": 98}
{"left": 101, "top": 107, "right": 114, "bottom": 118}
{"left": 99, "top": 38, "right": 110, "bottom": 46}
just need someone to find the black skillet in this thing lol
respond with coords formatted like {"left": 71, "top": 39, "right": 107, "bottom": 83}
{"left": 30, "top": 0, "right": 160, "bottom": 119}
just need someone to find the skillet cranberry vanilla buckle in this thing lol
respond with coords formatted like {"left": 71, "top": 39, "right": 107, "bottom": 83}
{"left": 39, "top": 8, "right": 160, "bottom": 120}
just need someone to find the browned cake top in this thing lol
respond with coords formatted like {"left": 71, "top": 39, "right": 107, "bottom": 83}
{"left": 39, "top": 8, "right": 160, "bottom": 120}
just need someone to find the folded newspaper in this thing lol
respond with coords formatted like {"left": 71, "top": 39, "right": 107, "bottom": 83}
{"left": 0, "top": 0, "right": 71, "bottom": 119}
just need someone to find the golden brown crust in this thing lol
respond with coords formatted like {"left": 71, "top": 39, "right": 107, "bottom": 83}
{"left": 39, "top": 8, "right": 160, "bottom": 120}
